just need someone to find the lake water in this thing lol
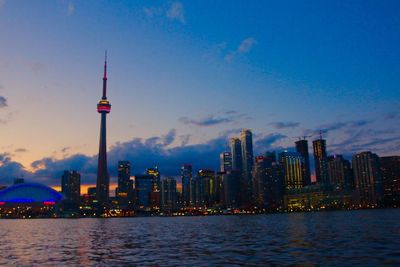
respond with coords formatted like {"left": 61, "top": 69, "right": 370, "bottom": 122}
{"left": 0, "top": 209, "right": 399, "bottom": 266}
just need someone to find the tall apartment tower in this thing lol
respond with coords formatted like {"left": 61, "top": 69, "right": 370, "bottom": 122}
{"left": 295, "top": 139, "right": 311, "bottom": 185}
{"left": 327, "top": 155, "right": 352, "bottom": 191}
{"left": 61, "top": 170, "right": 81, "bottom": 210}
{"left": 241, "top": 129, "right": 254, "bottom": 181}
{"left": 279, "top": 151, "right": 304, "bottom": 191}
{"left": 230, "top": 137, "right": 243, "bottom": 172}
{"left": 313, "top": 137, "right": 328, "bottom": 184}
{"left": 116, "top": 161, "right": 133, "bottom": 207}
{"left": 380, "top": 156, "right": 400, "bottom": 206}
{"left": 181, "top": 164, "right": 193, "bottom": 206}
{"left": 352, "top": 151, "right": 383, "bottom": 206}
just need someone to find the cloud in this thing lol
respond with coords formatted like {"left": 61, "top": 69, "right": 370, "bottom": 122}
{"left": 238, "top": 37, "right": 257, "bottom": 53}
{"left": 0, "top": 129, "right": 237, "bottom": 185}
{"left": 225, "top": 37, "right": 257, "bottom": 62}
{"left": 0, "top": 111, "right": 15, "bottom": 125}
{"left": 1, "top": 123, "right": 399, "bottom": 187}
{"left": 385, "top": 111, "right": 400, "bottom": 120}
{"left": 143, "top": 7, "right": 163, "bottom": 17}
{"left": 179, "top": 111, "right": 247, "bottom": 127}
{"left": 179, "top": 134, "right": 191, "bottom": 147}
{"left": 61, "top": 147, "right": 70, "bottom": 153}
{"left": 67, "top": 2, "right": 75, "bottom": 15}
{"left": 303, "top": 119, "right": 371, "bottom": 136}
{"left": 14, "top": 148, "right": 28, "bottom": 153}
{"left": 144, "top": 2, "right": 185, "bottom": 24}
{"left": 162, "top": 128, "right": 176, "bottom": 146}
{"left": 254, "top": 133, "right": 287, "bottom": 151}
{"left": 0, "top": 153, "right": 30, "bottom": 185}
{"left": 0, "top": 96, "right": 7, "bottom": 108}
{"left": 25, "top": 61, "right": 46, "bottom": 73}
{"left": 166, "top": 2, "right": 185, "bottom": 23}
{"left": 180, "top": 115, "right": 234, "bottom": 127}
{"left": 269, "top": 121, "right": 300, "bottom": 130}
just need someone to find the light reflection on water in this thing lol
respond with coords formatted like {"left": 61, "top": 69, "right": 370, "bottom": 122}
{"left": 0, "top": 209, "right": 399, "bottom": 266}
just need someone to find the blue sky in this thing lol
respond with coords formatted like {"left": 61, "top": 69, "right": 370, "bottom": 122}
{"left": 0, "top": 0, "right": 399, "bottom": 188}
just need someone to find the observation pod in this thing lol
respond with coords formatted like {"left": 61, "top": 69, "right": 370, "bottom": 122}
{"left": 97, "top": 99, "right": 111, "bottom": 113}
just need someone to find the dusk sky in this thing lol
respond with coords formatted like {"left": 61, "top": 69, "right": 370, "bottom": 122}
{"left": 0, "top": 1, "right": 399, "bottom": 188}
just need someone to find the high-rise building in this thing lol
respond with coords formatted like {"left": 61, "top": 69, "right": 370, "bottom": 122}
{"left": 222, "top": 170, "right": 241, "bottom": 208}
{"left": 220, "top": 152, "right": 233, "bottom": 172}
{"left": 313, "top": 137, "right": 328, "bottom": 184}
{"left": 240, "top": 129, "right": 254, "bottom": 206}
{"left": 264, "top": 151, "right": 277, "bottom": 164}
{"left": 181, "top": 164, "right": 193, "bottom": 207}
{"left": 252, "top": 156, "right": 268, "bottom": 207}
{"left": 146, "top": 166, "right": 161, "bottom": 210}
{"left": 352, "top": 151, "right": 383, "bottom": 206}
{"left": 230, "top": 138, "right": 243, "bottom": 172}
{"left": 161, "top": 177, "right": 177, "bottom": 212}
{"left": 96, "top": 52, "right": 111, "bottom": 212}
{"left": 295, "top": 139, "right": 311, "bottom": 185}
{"left": 265, "top": 162, "right": 284, "bottom": 211}
{"left": 279, "top": 151, "right": 304, "bottom": 191}
{"left": 195, "top": 169, "right": 216, "bottom": 207}
{"left": 241, "top": 129, "right": 254, "bottom": 181}
{"left": 135, "top": 174, "right": 154, "bottom": 210}
{"left": 146, "top": 166, "right": 161, "bottom": 189}
{"left": 380, "top": 156, "right": 400, "bottom": 207}
{"left": 61, "top": 170, "right": 81, "bottom": 211}
{"left": 116, "top": 161, "right": 133, "bottom": 208}
{"left": 327, "top": 155, "right": 352, "bottom": 191}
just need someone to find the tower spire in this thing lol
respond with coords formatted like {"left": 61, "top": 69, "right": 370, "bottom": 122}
{"left": 102, "top": 50, "right": 107, "bottom": 99}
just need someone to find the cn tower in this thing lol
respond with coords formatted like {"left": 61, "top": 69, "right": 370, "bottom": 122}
{"left": 96, "top": 51, "right": 111, "bottom": 211}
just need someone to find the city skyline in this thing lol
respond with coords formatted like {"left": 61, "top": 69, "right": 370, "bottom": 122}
{"left": 0, "top": 1, "right": 400, "bottom": 188}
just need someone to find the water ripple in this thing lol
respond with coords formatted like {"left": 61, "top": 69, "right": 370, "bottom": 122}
{"left": 0, "top": 209, "right": 400, "bottom": 265}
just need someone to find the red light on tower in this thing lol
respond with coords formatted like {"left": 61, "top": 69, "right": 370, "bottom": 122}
{"left": 97, "top": 100, "right": 111, "bottom": 113}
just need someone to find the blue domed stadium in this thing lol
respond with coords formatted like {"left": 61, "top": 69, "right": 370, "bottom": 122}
{"left": 0, "top": 182, "right": 63, "bottom": 205}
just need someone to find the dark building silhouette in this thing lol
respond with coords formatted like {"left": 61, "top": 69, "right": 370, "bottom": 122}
{"left": 61, "top": 170, "right": 81, "bottom": 211}
{"left": 221, "top": 170, "right": 241, "bottom": 208}
{"left": 313, "top": 137, "right": 329, "bottom": 184}
{"left": 195, "top": 169, "right": 216, "bottom": 207}
{"left": 230, "top": 137, "right": 243, "bottom": 172}
{"left": 252, "top": 153, "right": 283, "bottom": 210}
{"left": 265, "top": 162, "right": 284, "bottom": 210}
{"left": 181, "top": 164, "right": 193, "bottom": 207}
{"left": 260, "top": 151, "right": 283, "bottom": 210}
{"left": 116, "top": 161, "right": 133, "bottom": 208}
{"left": 252, "top": 156, "right": 269, "bottom": 207}
{"left": 352, "top": 151, "right": 383, "bottom": 206}
{"left": 380, "top": 156, "right": 400, "bottom": 206}
{"left": 240, "top": 129, "right": 254, "bottom": 205}
{"left": 135, "top": 174, "right": 153, "bottom": 211}
{"left": 327, "top": 155, "right": 353, "bottom": 191}
{"left": 161, "top": 177, "right": 177, "bottom": 212}
{"left": 295, "top": 139, "right": 311, "bottom": 185}
{"left": 241, "top": 129, "right": 254, "bottom": 181}
{"left": 264, "top": 151, "right": 277, "bottom": 164}
{"left": 96, "top": 52, "right": 111, "bottom": 212}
